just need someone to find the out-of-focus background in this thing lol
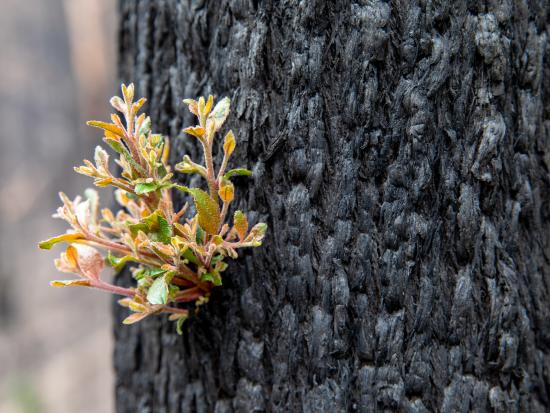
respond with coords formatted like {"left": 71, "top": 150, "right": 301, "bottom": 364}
{"left": 0, "top": 1, "right": 117, "bottom": 412}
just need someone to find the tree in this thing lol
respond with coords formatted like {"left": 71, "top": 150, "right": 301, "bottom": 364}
{"left": 113, "top": 1, "right": 550, "bottom": 411}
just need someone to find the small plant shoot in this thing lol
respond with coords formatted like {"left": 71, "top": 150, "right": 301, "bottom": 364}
{"left": 39, "top": 84, "right": 266, "bottom": 333}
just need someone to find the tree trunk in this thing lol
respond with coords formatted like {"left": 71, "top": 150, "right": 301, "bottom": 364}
{"left": 113, "top": 1, "right": 550, "bottom": 412}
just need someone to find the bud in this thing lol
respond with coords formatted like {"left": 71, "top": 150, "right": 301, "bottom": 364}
{"left": 233, "top": 210, "right": 248, "bottom": 241}
{"left": 223, "top": 130, "right": 236, "bottom": 157}
{"left": 218, "top": 179, "right": 234, "bottom": 203}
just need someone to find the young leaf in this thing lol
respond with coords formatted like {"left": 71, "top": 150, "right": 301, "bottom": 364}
{"left": 107, "top": 252, "right": 137, "bottom": 273}
{"left": 246, "top": 222, "right": 268, "bottom": 245}
{"left": 121, "top": 83, "right": 134, "bottom": 105}
{"left": 182, "top": 248, "right": 200, "bottom": 266}
{"left": 72, "top": 244, "right": 104, "bottom": 280}
{"left": 224, "top": 168, "right": 252, "bottom": 179}
{"left": 201, "top": 272, "right": 222, "bottom": 286}
{"left": 110, "top": 96, "right": 125, "bottom": 112}
{"left": 223, "top": 130, "right": 236, "bottom": 156}
{"left": 147, "top": 276, "right": 169, "bottom": 305}
{"left": 156, "top": 215, "right": 173, "bottom": 244}
{"left": 208, "top": 97, "right": 230, "bottom": 131}
{"left": 176, "top": 317, "right": 186, "bottom": 335}
{"left": 218, "top": 179, "right": 234, "bottom": 203}
{"left": 128, "top": 210, "right": 173, "bottom": 243}
{"left": 233, "top": 211, "right": 248, "bottom": 241}
{"left": 179, "top": 187, "right": 221, "bottom": 235}
{"left": 183, "top": 126, "right": 206, "bottom": 139}
{"left": 123, "top": 312, "right": 150, "bottom": 325}
{"left": 139, "top": 116, "right": 152, "bottom": 136}
{"left": 134, "top": 182, "right": 158, "bottom": 194}
{"left": 104, "top": 137, "right": 126, "bottom": 154}
{"left": 183, "top": 99, "right": 198, "bottom": 116}
{"left": 87, "top": 121, "right": 125, "bottom": 137}
{"left": 50, "top": 279, "right": 91, "bottom": 287}
{"left": 39, "top": 233, "right": 83, "bottom": 250}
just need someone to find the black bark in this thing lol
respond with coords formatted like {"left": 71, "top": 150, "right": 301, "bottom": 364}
{"left": 114, "top": 1, "right": 550, "bottom": 412}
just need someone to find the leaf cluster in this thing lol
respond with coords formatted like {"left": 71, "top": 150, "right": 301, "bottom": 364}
{"left": 39, "top": 84, "right": 266, "bottom": 333}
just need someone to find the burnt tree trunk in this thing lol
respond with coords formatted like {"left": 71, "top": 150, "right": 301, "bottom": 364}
{"left": 113, "top": 1, "right": 550, "bottom": 412}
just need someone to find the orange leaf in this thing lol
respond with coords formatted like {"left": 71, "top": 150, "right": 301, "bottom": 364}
{"left": 87, "top": 121, "right": 125, "bottom": 137}
{"left": 50, "top": 279, "right": 91, "bottom": 287}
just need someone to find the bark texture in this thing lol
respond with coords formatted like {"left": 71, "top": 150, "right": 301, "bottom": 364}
{"left": 114, "top": 1, "right": 550, "bottom": 412}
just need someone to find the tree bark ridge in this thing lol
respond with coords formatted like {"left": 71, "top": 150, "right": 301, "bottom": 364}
{"left": 114, "top": 1, "right": 550, "bottom": 412}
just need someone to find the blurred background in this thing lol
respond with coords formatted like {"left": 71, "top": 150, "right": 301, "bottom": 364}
{"left": 0, "top": 0, "right": 117, "bottom": 412}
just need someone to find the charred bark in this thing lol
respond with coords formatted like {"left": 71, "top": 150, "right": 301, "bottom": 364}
{"left": 114, "top": 1, "right": 550, "bottom": 412}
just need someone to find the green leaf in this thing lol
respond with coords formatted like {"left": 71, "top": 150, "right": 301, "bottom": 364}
{"left": 128, "top": 210, "right": 173, "bottom": 244}
{"left": 123, "top": 152, "right": 147, "bottom": 176}
{"left": 224, "top": 168, "right": 252, "bottom": 179}
{"left": 210, "top": 254, "right": 225, "bottom": 265}
{"left": 39, "top": 233, "right": 83, "bottom": 250}
{"left": 196, "top": 226, "right": 205, "bottom": 244}
{"left": 157, "top": 163, "right": 168, "bottom": 178}
{"left": 104, "top": 137, "right": 126, "bottom": 154}
{"left": 135, "top": 182, "right": 159, "bottom": 194}
{"left": 176, "top": 317, "right": 187, "bottom": 335}
{"left": 178, "top": 187, "right": 220, "bottom": 235}
{"left": 182, "top": 248, "right": 200, "bottom": 266}
{"left": 139, "top": 116, "right": 151, "bottom": 136}
{"left": 147, "top": 276, "right": 169, "bottom": 305}
{"left": 106, "top": 252, "right": 136, "bottom": 273}
{"left": 201, "top": 272, "right": 222, "bottom": 286}
{"left": 156, "top": 215, "right": 173, "bottom": 243}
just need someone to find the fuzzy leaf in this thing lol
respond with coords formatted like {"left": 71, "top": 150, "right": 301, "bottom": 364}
{"left": 73, "top": 244, "right": 104, "bottom": 280}
{"left": 182, "top": 248, "right": 200, "bottom": 265}
{"left": 201, "top": 272, "right": 222, "bottom": 286}
{"left": 224, "top": 168, "right": 252, "bottom": 179}
{"left": 176, "top": 317, "right": 186, "bottom": 335}
{"left": 246, "top": 222, "right": 268, "bottom": 246}
{"left": 87, "top": 121, "right": 125, "bottom": 137}
{"left": 223, "top": 130, "right": 236, "bottom": 156}
{"left": 50, "top": 279, "right": 91, "bottom": 287}
{"left": 147, "top": 276, "right": 169, "bottom": 305}
{"left": 183, "top": 126, "right": 205, "bottom": 138}
{"left": 183, "top": 99, "right": 198, "bottom": 116}
{"left": 135, "top": 182, "right": 159, "bottom": 194}
{"left": 128, "top": 210, "right": 173, "bottom": 243}
{"left": 122, "top": 312, "right": 150, "bottom": 325}
{"left": 139, "top": 116, "right": 152, "bottom": 136}
{"left": 218, "top": 179, "right": 234, "bottom": 203}
{"left": 156, "top": 215, "right": 173, "bottom": 244}
{"left": 110, "top": 96, "right": 125, "bottom": 112}
{"left": 106, "top": 252, "right": 136, "bottom": 273}
{"left": 233, "top": 211, "right": 248, "bottom": 241}
{"left": 104, "top": 137, "right": 126, "bottom": 154}
{"left": 179, "top": 187, "right": 220, "bottom": 235}
{"left": 208, "top": 97, "right": 230, "bottom": 131}
{"left": 121, "top": 83, "right": 134, "bottom": 105}
{"left": 39, "top": 233, "right": 83, "bottom": 250}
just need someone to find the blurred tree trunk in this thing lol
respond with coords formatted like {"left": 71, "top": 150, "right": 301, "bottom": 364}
{"left": 114, "top": 1, "right": 550, "bottom": 412}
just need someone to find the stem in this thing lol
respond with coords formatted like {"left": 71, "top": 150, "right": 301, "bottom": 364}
{"left": 174, "top": 286, "right": 205, "bottom": 302}
{"left": 92, "top": 280, "right": 135, "bottom": 297}
{"left": 219, "top": 202, "right": 229, "bottom": 231}
{"left": 202, "top": 141, "right": 217, "bottom": 198}
{"left": 110, "top": 179, "right": 135, "bottom": 194}
{"left": 217, "top": 154, "right": 229, "bottom": 182}
{"left": 82, "top": 233, "right": 164, "bottom": 263}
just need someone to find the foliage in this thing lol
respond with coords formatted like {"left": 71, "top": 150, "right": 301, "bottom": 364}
{"left": 39, "top": 84, "right": 266, "bottom": 332}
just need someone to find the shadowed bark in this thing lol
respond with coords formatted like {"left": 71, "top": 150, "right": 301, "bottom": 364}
{"left": 114, "top": 1, "right": 550, "bottom": 412}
